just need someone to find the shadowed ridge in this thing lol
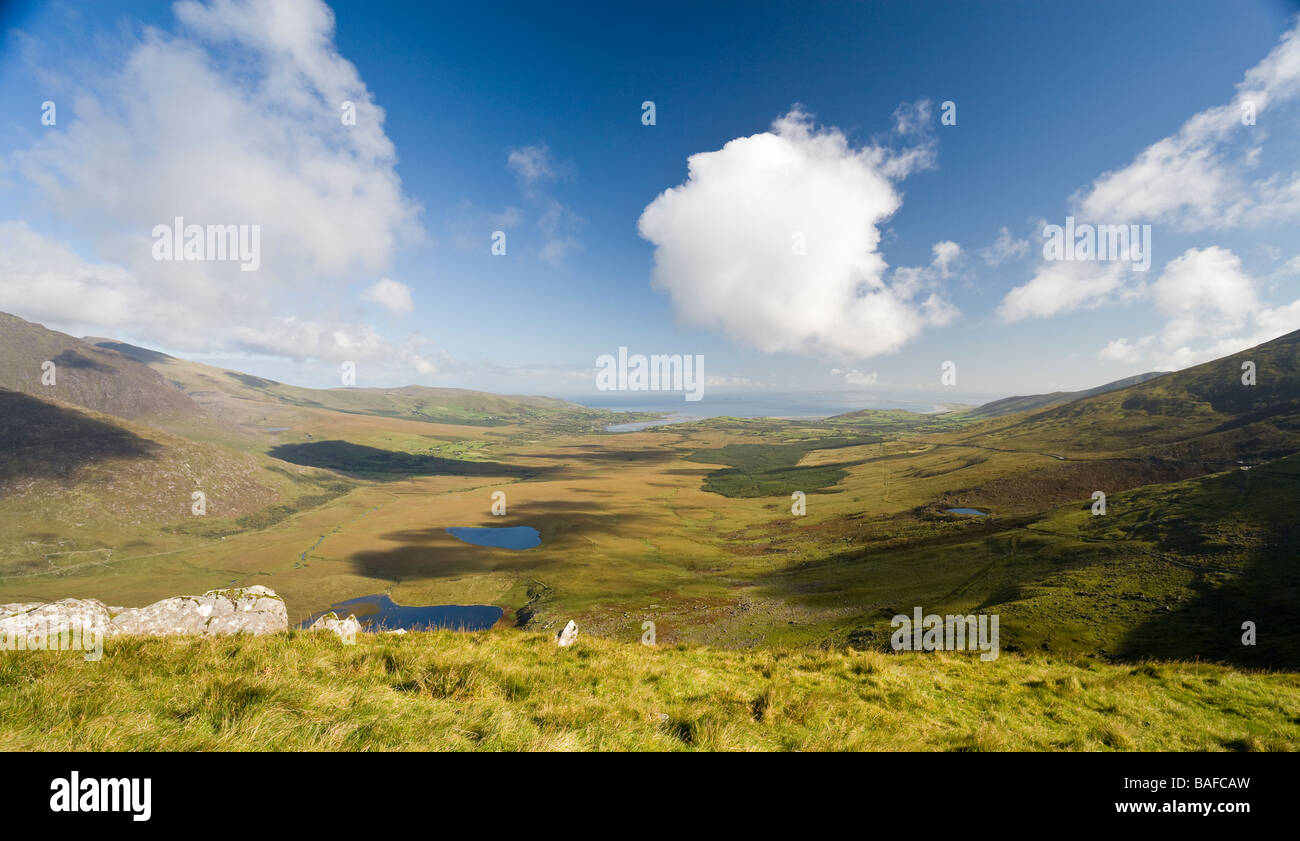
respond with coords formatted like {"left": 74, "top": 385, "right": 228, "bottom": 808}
{"left": 0, "top": 389, "right": 160, "bottom": 482}
{"left": 0, "top": 312, "right": 202, "bottom": 422}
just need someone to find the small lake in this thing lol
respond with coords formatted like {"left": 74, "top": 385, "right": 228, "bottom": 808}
{"left": 446, "top": 525, "right": 541, "bottom": 550}
{"left": 301, "top": 594, "right": 503, "bottom": 632}
{"left": 945, "top": 508, "right": 989, "bottom": 516}
{"left": 605, "top": 415, "right": 689, "bottom": 432}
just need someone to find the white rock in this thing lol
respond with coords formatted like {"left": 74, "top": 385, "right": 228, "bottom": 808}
{"left": 110, "top": 587, "right": 288, "bottom": 637}
{"left": 0, "top": 599, "right": 112, "bottom": 644}
{"left": 0, "top": 603, "right": 44, "bottom": 621}
{"left": 556, "top": 619, "right": 578, "bottom": 647}
{"left": 307, "top": 612, "right": 361, "bottom": 643}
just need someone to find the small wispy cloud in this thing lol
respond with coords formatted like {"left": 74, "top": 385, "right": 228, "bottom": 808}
{"left": 980, "top": 227, "right": 1029, "bottom": 266}
{"left": 507, "top": 143, "right": 557, "bottom": 190}
{"left": 362, "top": 277, "right": 414, "bottom": 316}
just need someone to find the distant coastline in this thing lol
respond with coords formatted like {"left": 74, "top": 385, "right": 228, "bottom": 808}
{"left": 572, "top": 392, "right": 970, "bottom": 431}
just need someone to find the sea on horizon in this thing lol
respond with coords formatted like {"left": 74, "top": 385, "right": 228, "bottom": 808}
{"left": 565, "top": 391, "right": 966, "bottom": 432}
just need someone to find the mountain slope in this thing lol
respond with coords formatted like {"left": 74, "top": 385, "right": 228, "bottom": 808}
{"left": 0, "top": 316, "right": 354, "bottom": 578}
{"left": 0, "top": 313, "right": 202, "bottom": 423}
{"left": 0, "top": 387, "right": 342, "bottom": 578}
{"left": 969, "top": 371, "right": 1168, "bottom": 419}
{"left": 792, "top": 449, "right": 1300, "bottom": 667}
{"left": 965, "top": 329, "right": 1300, "bottom": 454}
{"left": 86, "top": 337, "right": 584, "bottom": 427}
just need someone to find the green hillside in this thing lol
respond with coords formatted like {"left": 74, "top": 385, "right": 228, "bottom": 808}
{"left": 759, "top": 451, "right": 1300, "bottom": 668}
{"left": 958, "top": 330, "right": 1300, "bottom": 457}
{"left": 967, "top": 371, "right": 1168, "bottom": 419}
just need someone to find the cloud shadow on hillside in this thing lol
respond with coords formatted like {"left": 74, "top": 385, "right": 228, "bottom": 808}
{"left": 0, "top": 389, "right": 159, "bottom": 482}
{"left": 50, "top": 350, "right": 115, "bottom": 372}
{"left": 1117, "top": 520, "right": 1300, "bottom": 669}
{"left": 518, "top": 446, "right": 678, "bottom": 464}
{"left": 345, "top": 498, "right": 633, "bottom": 583}
{"left": 270, "top": 439, "right": 551, "bottom": 481}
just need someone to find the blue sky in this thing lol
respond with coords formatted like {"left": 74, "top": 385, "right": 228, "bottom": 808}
{"left": 2, "top": 0, "right": 1299, "bottom": 404}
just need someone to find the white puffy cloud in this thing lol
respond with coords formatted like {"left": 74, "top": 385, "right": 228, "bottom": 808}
{"left": 930, "top": 240, "right": 961, "bottom": 279}
{"left": 637, "top": 106, "right": 951, "bottom": 360}
{"left": 1097, "top": 336, "right": 1154, "bottom": 364}
{"left": 2, "top": 0, "right": 434, "bottom": 378}
{"left": 999, "top": 20, "right": 1300, "bottom": 323}
{"left": 1151, "top": 246, "right": 1258, "bottom": 347}
{"left": 980, "top": 227, "right": 1029, "bottom": 266}
{"left": 1079, "top": 22, "right": 1300, "bottom": 231}
{"left": 997, "top": 259, "right": 1133, "bottom": 322}
{"left": 842, "top": 369, "right": 879, "bottom": 387}
{"left": 1099, "top": 246, "right": 1300, "bottom": 369}
{"left": 232, "top": 316, "right": 432, "bottom": 369}
{"left": 0, "top": 222, "right": 439, "bottom": 375}
{"left": 881, "top": 99, "right": 939, "bottom": 179}
{"left": 507, "top": 144, "right": 556, "bottom": 187}
{"left": 890, "top": 242, "right": 963, "bottom": 326}
{"left": 362, "top": 277, "right": 414, "bottom": 316}
{"left": 0, "top": 221, "right": 163, "bottom": 336}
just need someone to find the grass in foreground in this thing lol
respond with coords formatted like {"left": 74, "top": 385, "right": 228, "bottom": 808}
{"left": 2, "top": 631, "right": 1297, "bottom": 751}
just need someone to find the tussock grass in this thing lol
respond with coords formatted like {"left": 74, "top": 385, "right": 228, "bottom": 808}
{"left": 1, "top": 631, "right": 1297, "bottom": 751}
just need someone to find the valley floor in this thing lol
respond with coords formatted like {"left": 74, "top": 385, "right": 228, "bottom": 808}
{"left": 2, "top": 630, "right": 1297, "bottom": 751}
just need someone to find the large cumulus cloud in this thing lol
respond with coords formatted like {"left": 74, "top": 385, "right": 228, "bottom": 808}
{"left": 637, "top": 107, "right": 954, "bottom": 360}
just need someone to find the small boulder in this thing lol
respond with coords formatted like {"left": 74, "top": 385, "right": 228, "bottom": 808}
{"left": 556, "top": 619, "right": 578, "bottom": 647}
{"left": 307, "top": 611, "right": 361, "bottom": 643}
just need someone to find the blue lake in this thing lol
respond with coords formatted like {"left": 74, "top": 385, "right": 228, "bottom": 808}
{"left": 945, "top": 508, "right": 989, "bottom": 516}
{"left": 446, "top": 525, "right": 541, "bottom": 550}
{"left": 301, "top": 594, "right": 503, "bottom": 632}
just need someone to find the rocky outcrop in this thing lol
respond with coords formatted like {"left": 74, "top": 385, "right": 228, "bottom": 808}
{"left": 109, "top": 586, "right": 287, "bottom": 636}
{"left": 306, "top": 611, "right": 361, "bottom": 642}
{"left": 0, "top": 598, "right": 113, "bottom": 644}
{"left": 556, "top": 619, "right": 578, "bottom": 647}
{"left": 0, "top": 603, "right": 48, "bottom": 621}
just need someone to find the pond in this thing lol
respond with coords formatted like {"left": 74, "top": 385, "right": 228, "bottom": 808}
{"left": 301, "top": 594, "right": 503, "bottom": 632}
{"left": 605, "top": 414, "right": 690, "bottom": 432}
{"left": 446, "top": 525, "right": 541, "bottom": 550}
{"left": 945, "top": 508, "right": 989, "bottom": 516}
